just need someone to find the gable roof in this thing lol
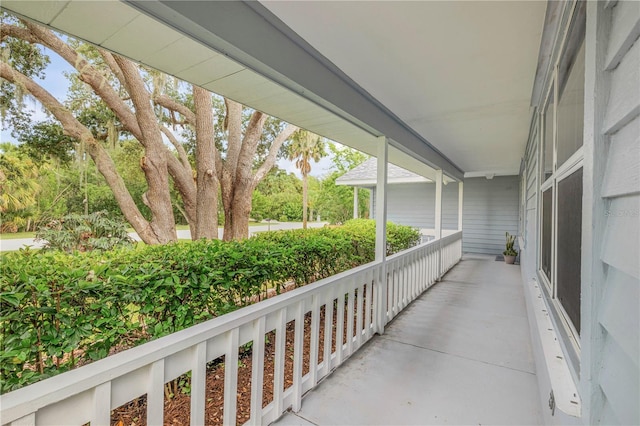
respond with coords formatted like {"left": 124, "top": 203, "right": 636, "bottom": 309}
{"left": 336, "top": 158, "right": 432, "bottom": 187}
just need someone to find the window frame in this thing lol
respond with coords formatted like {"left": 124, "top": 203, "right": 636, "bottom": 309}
{"left": 536, "top": 0, "right": 585, "bottom": 357}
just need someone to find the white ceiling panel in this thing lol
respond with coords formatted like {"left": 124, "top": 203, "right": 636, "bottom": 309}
{"left": 139, "top": 37, "right": 220, "bottom": 76}
{"left": 179, "top": 56, "right": 244, "bottom": 87}
{"left": 101, "top": 13, "right": 182, "bottom": 63}
{"left": 204, "top": 70, "right": 285, "bottom": 105}
{"left": 1, "top": 0, "right": 69, "bottom": 25}
{"left": 50, "top": 0, "right": 138, "bottom": 45}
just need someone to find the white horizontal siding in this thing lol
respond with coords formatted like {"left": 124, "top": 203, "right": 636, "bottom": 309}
{"left": 603, "top": 26, "right": 640, "bottom": 134}
{"left": 462, "top": 176, "right": 520, "bottom": 255}
{"left": 370, "top": 177, "right": 519, "bottom": 255}
{"left": 601, "top": 115, "right": 640, "bottom": 198}
{"left": 594, "top": 2, "right": 640, "bottom": 423}
{"left": 370, "top": 182, "right": 459, "bottom": 230}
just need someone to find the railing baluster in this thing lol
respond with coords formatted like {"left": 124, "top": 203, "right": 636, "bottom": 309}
{"left": 422, "top": 248, "right": 427, "bottom": 291}
{"left": 412, "top": 252, "right": 418, "bottom": 299}
{"left": 274, "top": 308, "right": 287, "bottom": 415}
{"left": 292, "top": 301, "right": 305, "bottom": 412}
{"left": 191, "top": 342, "right": 207, "bottom": 426}
{"left": 356, "top": 281, "right": 364, "bottom": 349}
{"left": 408, "top": 253, "right": 414, "bottom": 302}
{"left": 346, "top": 282, "right": 355, "bottom": 357}
{"left": 336, "top": 284, "right": 345, "bottom": 365}
{"left": 365, "top": 270, "right": 373, "bottom": 340}
{"left": 92, "top": 382, "right": 111, "bottom": 426}
{"left": 147, "top": 359, "right": 164, "bottom": 426}
{"left": 309, "top": 294, "right": 320, "bottom": 387}
{"left": 249, "top": 317, "right": 265, "bottom": 425}
{"left": 323, "top": 294, "right": 334, "bottom": 376}
{"left": 393, "top": 260, "right": 399, "bottom": 317}
{"left": 404, "top": 255, "right": 408, "bottom": 304}
{"left": 223, "top": 328, "right": 239, "bottom": 426}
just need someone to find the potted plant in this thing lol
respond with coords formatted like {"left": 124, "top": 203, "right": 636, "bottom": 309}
{"left": 503, "top": 232, "right": 518, "bottom": 264}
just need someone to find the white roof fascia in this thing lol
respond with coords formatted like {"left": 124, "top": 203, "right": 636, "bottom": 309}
{"left": 337, "top": 176, "right": 433, "bottom": 187}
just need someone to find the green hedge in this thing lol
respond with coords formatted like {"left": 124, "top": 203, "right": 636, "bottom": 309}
{"left": 0, "top": 219, "right": 418, "bottom": 392}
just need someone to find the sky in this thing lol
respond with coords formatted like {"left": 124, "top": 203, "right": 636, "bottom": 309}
{"left": 1, "top": 46, "right": 338, "bottom": 178}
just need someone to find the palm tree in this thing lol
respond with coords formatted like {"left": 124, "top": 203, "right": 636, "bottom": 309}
{"left": 289, "top": 130, "right": 326, "bottom": 228}
{"left": 0, "top": 144, "right": 41, "bottom": 214}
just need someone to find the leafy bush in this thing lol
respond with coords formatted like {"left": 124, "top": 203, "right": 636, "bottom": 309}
{"left": 35, "top": 211, "right": 133, "bottom": 252}
{"left": 0, "top": 220, "right": 418, "bottom": 392}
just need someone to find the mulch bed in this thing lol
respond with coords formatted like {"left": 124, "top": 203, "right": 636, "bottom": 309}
{"left": 111, "top": 305, "right": 354, "bottom": 426}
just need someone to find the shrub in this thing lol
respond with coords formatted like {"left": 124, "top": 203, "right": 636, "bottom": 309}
{"left": 0, "top": 220, "right": 419, "bottom": 392}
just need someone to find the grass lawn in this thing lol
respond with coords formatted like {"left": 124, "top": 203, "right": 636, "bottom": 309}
{"left": 0, "top": 231, "right": 36, "bottom": 240}
{"left": 2, "top": 222, "right": 275, "bottom": 240}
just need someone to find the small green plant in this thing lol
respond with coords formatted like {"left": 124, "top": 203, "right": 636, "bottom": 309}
{"left": 35, "top": 211, "right": 133, "bottom": 252}
{"left": 503, "top": 232, "right": 518, "bottom": 257}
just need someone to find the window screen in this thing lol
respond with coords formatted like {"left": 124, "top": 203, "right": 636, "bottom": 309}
{"left": 556, "top": 168, "right": 583, "bottom": 333}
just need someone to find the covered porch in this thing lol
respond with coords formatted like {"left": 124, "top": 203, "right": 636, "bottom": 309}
{"left": 276, "top": 254, "right": 540, "bottom": 426}
{"left": 0, "top": 1, "right": 549, "bottom": 425}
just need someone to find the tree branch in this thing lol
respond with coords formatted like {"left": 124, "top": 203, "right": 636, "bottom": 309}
{"left": 153, "top": 94, "right": 196, "bottom": 125}
{"left": 0, "top": 24, "right": 39, "bottom": 44}
{"left": 97, "top": 49, "right": 126, "bottom": 89}
{"left": 224, "top": 98, "right": 243, "bottom": 178}
{"left": 254, "top": 123, "right": 298, "bottom": 186}
{"left": 19, "top": 20, "right": 146, "bottom": 144}
{"left": 160, "top": 125, "right": 190, "bottom": 169}
{"left": 236, "top": 110, "right": 266, "bottom": 182}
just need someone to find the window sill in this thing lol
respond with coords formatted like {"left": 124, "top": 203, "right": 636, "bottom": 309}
{"left": 526, "top": 278, "right": 581, "bottom": 418}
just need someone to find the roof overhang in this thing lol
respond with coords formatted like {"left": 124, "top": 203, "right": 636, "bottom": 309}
{"left": 1, "top": 0, "right": 464, "bottom": 181}
{"left": 336, "top": 176, "right": 432, "bottom": 187}
{"left": 1, "top": 1, "right": 547, "bottom": 183}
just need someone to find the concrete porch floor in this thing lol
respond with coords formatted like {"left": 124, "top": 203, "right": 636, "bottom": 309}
{"left": 273, "top": 254, "right": 542, "bottom": 425}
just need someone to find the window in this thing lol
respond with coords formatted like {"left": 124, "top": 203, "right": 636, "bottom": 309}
{"left": 537, "top": 2, "right": 585, "bottom": 343}
{"left": 557, "top": 41, "right": 585, "bottom": 165}
{"left": 543, "top": 88, "right": 554, "bottom": 182}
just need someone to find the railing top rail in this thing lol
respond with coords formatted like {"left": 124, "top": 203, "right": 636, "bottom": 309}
{"left": 1, "top": 258, "right": 382, "bottom": 422}
{"left": 386, "top": 230, "right": 462, "bottom": 262}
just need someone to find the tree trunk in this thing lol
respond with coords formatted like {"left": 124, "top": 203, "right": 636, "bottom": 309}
{"left": 193, "top": 86, "right": 218, "bottom": 239}
{"left": 231, "top": 180, "right": 254, "bottom": 240}
{"left": 302, "top": 173, "right": 308, "bottom": 229}
{"left": 114, "top": 56, "right": 176, "bottom": 243}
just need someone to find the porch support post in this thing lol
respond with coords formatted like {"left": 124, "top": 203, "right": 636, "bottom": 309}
{"left": 458, "top": 181, "right": 464, "bottom": 231}
{"left": 375, "top": 136, "right": 388, "bottom": 334}
{"left": 353, "top": 187, "right": 359, "bottom": 219}
{"left": 435, "top": 169, "right": 443, "bottom": 279}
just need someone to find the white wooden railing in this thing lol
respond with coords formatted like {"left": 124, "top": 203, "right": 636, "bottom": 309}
{"left": 1, "top": 231, "right": 462, "bottom": 426}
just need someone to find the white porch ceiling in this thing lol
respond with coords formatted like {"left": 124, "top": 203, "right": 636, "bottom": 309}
{"left": 262, "top": 1, "right": 547, "bottom": 177}
{"left": 1, "top": 1, "right": 546, "bottom": 180}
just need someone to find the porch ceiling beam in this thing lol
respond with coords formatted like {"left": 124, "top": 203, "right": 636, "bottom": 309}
{"left": 125, "top": 0, "right": 465, "bottom": 181}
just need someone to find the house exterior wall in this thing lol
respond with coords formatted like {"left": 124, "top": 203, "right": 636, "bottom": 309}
{"left": 520, "top": 2, "right": 639, "bottom": 424}
{"left": 583, "top": 2, "right": 639, "bottom": 424}
{"left": 370, "top": 182, "right": 459, "bottom": 230}
{"left": 370, "top": 177, "right": 519, "bottom": 255}
{"left": 461, "top": 176, "right": 520, "bottom": 255}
